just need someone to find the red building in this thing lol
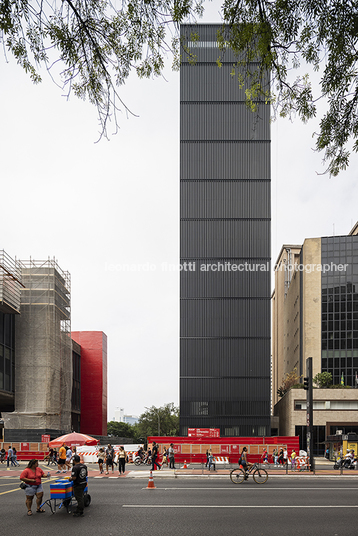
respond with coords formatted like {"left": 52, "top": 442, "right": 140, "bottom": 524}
{"left": 71, "top": 331, "right": 107, "bottom": 436}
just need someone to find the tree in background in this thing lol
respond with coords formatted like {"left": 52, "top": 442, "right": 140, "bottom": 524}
{"left": 313, "top": 372, "right": 333, "bottom": 388}
{"left": 0, "top": 0, "right": 203, "bottom": 138}
{"left": 107, "top": 403, "right": 179, "bottom": 444}
{"left": 2, "top": 1, "right": 358, "bottom": 174}
{"left": 134, "top": 403, "right": 179, "bottom": 439}
{"left": 107, "top": 421, "right": 134, "bottom": 439}
{"left": 216, "top": 0, "right": 358, "bottom": 175}
{"left": 277, "top": 367, "right": 302, "bottom": 397}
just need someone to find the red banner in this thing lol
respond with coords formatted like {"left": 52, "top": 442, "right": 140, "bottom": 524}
{"left": 41, "top": 434, "right": 51, "bottom": 443}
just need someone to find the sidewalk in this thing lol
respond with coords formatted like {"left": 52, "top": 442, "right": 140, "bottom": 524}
{"left": 1, "top": 460, "right": 355, "bottom": 479}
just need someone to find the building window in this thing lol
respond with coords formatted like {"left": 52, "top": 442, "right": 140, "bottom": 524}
{"left": 295, "top": 399, "right": 358, "bottom": 410}
{"left": 224, "top": 426, "right": 240, "bottom": 436}
{"left": 321, "top": 236, "right": 358, "bottom": 386}
{"left": 0, "top": 312, "right": 15, "bottom": 393}
{"left": 190, "top": 401, "right": 209, "bottom": 416}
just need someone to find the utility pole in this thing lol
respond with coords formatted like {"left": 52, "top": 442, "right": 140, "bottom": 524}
{"left": 303, "top": 357, "right": 314, "bottom": 471}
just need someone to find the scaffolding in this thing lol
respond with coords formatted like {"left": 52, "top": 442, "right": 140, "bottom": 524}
{"left": 3, "top": 258, "right": 72, "bottom": 432}
{"left": 0, "top": 250, "right": 23, "bottom": 314}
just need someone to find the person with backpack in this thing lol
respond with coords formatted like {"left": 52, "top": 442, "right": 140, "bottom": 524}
{"left": 105, "top": 444, "right": 115, "bottom": 474}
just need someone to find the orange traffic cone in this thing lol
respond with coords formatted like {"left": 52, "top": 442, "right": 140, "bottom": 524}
{"left": 183, "top": 460, "right": 188, "bottom": 469}
{"left": 147, "top": 470, "right": 156, "bottom": 489}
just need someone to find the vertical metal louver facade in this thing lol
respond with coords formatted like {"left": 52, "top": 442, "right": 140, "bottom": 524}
{"left": 179, "top": 24, "right": 271, "bottom": 437}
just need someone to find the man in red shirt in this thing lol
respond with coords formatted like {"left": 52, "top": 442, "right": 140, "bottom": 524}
{"left": 20, "top": 459, "right": 50, "bottom": 515}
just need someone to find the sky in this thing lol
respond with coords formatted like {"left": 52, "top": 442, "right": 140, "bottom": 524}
{"left": 1, "top": 2, "right": 358, "bottom": 421}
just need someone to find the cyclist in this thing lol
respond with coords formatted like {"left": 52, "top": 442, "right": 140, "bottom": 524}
{"left": 137, "top": 446, "right": 144, "bottom": 460}
{"left": 239, "top": 447, "right": 253, "bottom": 475}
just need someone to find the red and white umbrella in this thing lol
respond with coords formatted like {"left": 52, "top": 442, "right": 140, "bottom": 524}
{"left": 49, "top": 432, "right": 99, "bottom": 448}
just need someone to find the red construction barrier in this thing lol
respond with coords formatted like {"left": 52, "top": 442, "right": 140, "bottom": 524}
{"left": 147, "top": 436, "right": 300, "bottom": 465}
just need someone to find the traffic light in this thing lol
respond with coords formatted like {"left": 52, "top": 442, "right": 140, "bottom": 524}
{"left": 303, "top": 377, "right": 309, "bottom": 390}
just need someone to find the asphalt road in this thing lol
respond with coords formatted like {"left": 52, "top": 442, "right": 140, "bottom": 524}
{"left": 1, "top": 473, "right": 358, "bottom": 536}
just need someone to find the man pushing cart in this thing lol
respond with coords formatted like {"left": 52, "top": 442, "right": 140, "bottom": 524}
{"left": 69, "top": 454, "right": 89, "bottom": 517}
{"left": 42, "top": 454, "right": 91, "bottom": 515}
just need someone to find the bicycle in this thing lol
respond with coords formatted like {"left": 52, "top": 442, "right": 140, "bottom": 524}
{"left": 44, "top": 454, "right": 58, "bottom": 467}
{"left": 134, "top": 455, "right": 152, "bottom": 466}
{"left": 230, "top": 463, "right": 268, "bottom": 484}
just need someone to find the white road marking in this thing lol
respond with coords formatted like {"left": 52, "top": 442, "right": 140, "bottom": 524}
{"left": 123, "top": 505, "right": 358, "bottom": 508}
{"left": 142, "top": 487, "right": 358, "bottom": 491}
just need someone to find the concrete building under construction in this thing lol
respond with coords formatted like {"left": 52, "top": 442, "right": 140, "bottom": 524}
{"left": 2, "top": 258, "right": 72, "bottom": 438}
{"left": 0, "top": 251, "right": 107, "bottom": 441}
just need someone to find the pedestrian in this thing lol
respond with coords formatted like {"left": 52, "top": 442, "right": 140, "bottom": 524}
{"left": 273, "top": 448, "right": 278, "bottom": 466}
{"left": 151, "top": 441, "right": 161, "bottom": 471}
{"left": 7, "top": 445, "right": 15, "bottom": 468}
{"left": 12, "top": 447, "right": 20, "bottom": 466}
{"left": 261, "top": 448, "right": 269, "bottom": 465}
{"left": 56, "top": 443, "right": 67, "bottom": 473}
{"left": 65, "top": 446, "right": 73, "bottom": 470}
{"left": 168, "top": 443, "right": 176, "bottom": 469}
{"left": 20, "top": 459, "right": 50, "bottom": 516}
{"left": 45, "top": 448, "right": 54, "bottom": 466}
{"left": 97, "top": 447, "right": 105, "bottom": 474}
{"left": 208, "top": 451, "right": 216, "bottom": 471}
{"left": 283, "top": 448, "right": 288, "bottom": 466}
{"left": 0, "top": 448, "right": 6, "bottom": 464}
{"left": 118, "top": 446, "right": 127, "bottom": 474}
{"left": 69, "top": 454, "right": 88, "bottom": 517}
{"left": 291, "top": 449, "right": 297, "bottom": 471}
{"left": 278, "top": 448, "right": 284, "bottom": 466}
{"left": 105, "top": 444, "right": 115, "bottom": 474}
{"left": 205, "top": 449, "right": 209, "bottom": 467}
{"left": 162, "top": 447, "right": 168, "bottom": 467}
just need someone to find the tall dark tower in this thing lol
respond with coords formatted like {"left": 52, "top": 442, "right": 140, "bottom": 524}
{"left": 180, "top": 24, "right": 271, "bottom": 437}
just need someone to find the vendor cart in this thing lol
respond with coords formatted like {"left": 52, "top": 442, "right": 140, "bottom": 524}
{"left": 41, "top": 478, "right": 91, "bottom": 514}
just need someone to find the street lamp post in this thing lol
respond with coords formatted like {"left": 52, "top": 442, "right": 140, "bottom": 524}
{"left": 145, "top": 406, "right": 160, "bottom": 436}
